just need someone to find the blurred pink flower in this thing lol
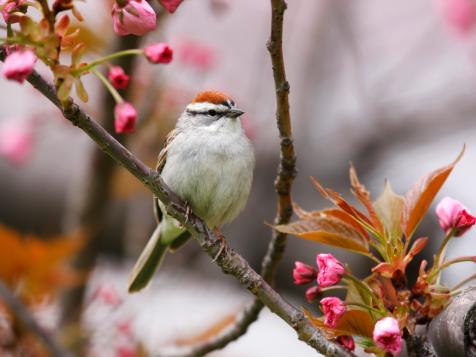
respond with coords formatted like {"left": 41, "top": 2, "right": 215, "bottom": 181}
{"left": 293, "top": 261, "right": 317, "bottom": 285}
{"left": 2, "top": 49, "right": 37, "bottom": 83}
{"left": 177, "top": 41, "right": 215, "bottom": 72}
{"left": 436, "top": 196, "right": 476, "bottom": 236}
{"left": 91, "top": 284, "right": 123, "bottom": 306}
{"left": 112, "top": 0, "right": 156, "bottom": 36}
{"left": 337, "top": 335, "right": 355, "bottom": 352}
{"left": 0, "top": 120, "right": 34, "bottom": 165}
{"left": 316, "top": 253, "right": 345, "bottom": 287}
{"left": 108, "top": 66, "right": 130, "bottom": 90}
{"left": 320, "top": 297, "right": 346, "bottom": 328}
{"left": 144, "top": 43, "right": 173, "bottom": 64}
{"left": 439, "top": 0, "right": 476, "bottom": 35}
{"left": 305, "top": 285, "right": 320, "bottom": 303}
{"left": 115, "top": 102, "right": 137, "bottom": 134}
{"left": 158, "top": 0, "right": 183, "bottom": 13}
{"left": 116, "top": 345, "right": 137, "bottom": 357}
{"left": 373, "top": 317, "right": 402, "bottom": 356}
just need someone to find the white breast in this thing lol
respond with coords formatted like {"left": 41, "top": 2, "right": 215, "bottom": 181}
{"left": 161, "top": 118, "right": 255, "bottom": 228}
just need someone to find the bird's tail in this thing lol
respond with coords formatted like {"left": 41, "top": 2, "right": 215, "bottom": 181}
{"left": 128, "top": 224, "right": 169, "bottom": 293}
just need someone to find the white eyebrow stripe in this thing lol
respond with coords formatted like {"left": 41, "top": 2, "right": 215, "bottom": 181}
{"left": 186, "top": 102, "right": 229, "bottom": 112}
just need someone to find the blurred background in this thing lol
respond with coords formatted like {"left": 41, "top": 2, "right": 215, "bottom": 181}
{"left": 1, "top": 0, "right": 476, "bottom": 355}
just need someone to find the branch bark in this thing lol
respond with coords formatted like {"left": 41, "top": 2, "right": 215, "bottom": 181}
{"left": 168, "top": 0, "right": 297, "bottom": 355}
{"left": 0, "top": 281, "right": 70, "bottom": 357}
{"left": 428, "top": 288, "right": 476, "bottom": 357}
{"left": 0, "top": 48, "right": 353, "bottom": 357}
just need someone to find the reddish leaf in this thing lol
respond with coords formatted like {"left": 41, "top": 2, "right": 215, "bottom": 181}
{"left": 374, "top": 181, "right": 405, "bottom": 241}
{"left": 401, "top": 146, "right": 464, "bottom": 238}
{"left": 311, "top": 177, "right": 375, "bottom": 232}
{"left": 304, "top": 308, "right": 375, "bottom": 338}
{"left": 349, "top": 165, "right": 384, "bottom": 235}
{"left": 274, "top": 216, "right": 369, "bottom": 253}
{"left": 403, "top": 237, "right": 429, "bottom": 266}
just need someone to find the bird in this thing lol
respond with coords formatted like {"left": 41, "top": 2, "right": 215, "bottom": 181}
{"left": 128, "top": 90, "right": 255, "bottom": 292}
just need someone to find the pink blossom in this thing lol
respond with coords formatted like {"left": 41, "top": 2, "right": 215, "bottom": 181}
{"left": 316, "top": 253, "right": 345, "bottom": 287}
{"left": 112, "top": 0, "right": 156, "bottom": 36}
{"left": 439, "top": 0, "right": 476, "bottom": 35}
{"left": 108, "top": 66, "right": 130, "bottom": 90}
{"left": 1, "top": 0, "right": 26, "bottom": 23}
{"left": 436, "top": 197, "right": 476, "bottom": 236}
{"left": 305, "top": 285, "right": 320, "bottom": 303}
{"left": 116, "top": 345, "right": 137, "bottom": 357}
{"left": 0, "top": 120, "right": 34, "bottom": 165}
{"left": 91, "top": 284, "right": 122, "bottom": 306}
{"left": 114, "top": 102, "right": 137, "bottom": 134}
{"left": 143, "top": 43, "right": 173, "bottom": 64}
{"left": 337, "top": 335, "right": 355, "bottom": 352}
{"left": 158, "top": 0, "right": 183, "bottom": 13}
{"left": 177, "top": 41, "right": 215, "bottom": 72}
{"left": 373, "top": 317, "right": 402, "bottom": 356}
{"left": 293, "top": 261, "right": 317, "bottom": 285}
{"left": 320, "top": 297, "right": 346, "bottom": 328}
{"left": 2, "top": 49, "right": 37, "bottom": 83}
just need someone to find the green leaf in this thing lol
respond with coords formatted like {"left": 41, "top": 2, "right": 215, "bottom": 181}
{"left": 374, "top": 180, "right": 404, "bottom": 241}
{"left": 274, "top": 216, "right": 369, "bottom": 254}
{"left": 401, "top": 146, "right": 464, "bottom": 238}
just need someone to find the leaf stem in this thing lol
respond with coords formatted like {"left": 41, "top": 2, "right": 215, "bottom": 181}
{"left": 74, "top": 49, "right": 143, "bottom": 74}
{"left": 345, "top": 302, "right": 386, "bottom": 317}
{"left": 92, "top": 69, "right": 123, "bottom": 104}
{"left": 451, "top": 272, "right": 476, "bottom": 291}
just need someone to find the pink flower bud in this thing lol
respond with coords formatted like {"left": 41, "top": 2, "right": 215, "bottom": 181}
{"left": 293, "top": 261, "right": 317, "bottom": 285}
{"left": 2, "top": 0, "right": 26, "bottom": 23}
{"left": 436, "top": 197, "right": 476, "bottom": 236}
{"left": 316, "top": 253, "right": 345, "bottom": 287}
{"left": 112, "top": 0, "right": 157, "bottom": 36}
{"left": 305, "top": 285, "right": 320, "bottom": 303}
{"left": 320, "top": 297, "right": 346, "bottom": 328}
{"left": 91, "top": 284, "right": 123, "bottom": 306}
{"left": 373, "top": 317, "right": 402, "bottom": 356}
{"left": 143, "top": 43, "right": 173, "bottom": 64}
{"left": 439, "top": 0, "right": 476, "bottom": 35}
{"left": 0, "top": 119, "right": 34, "bottom": 165}
{"left": 158, "top": 0, "right": 183, "bottom": 13}
{"left": 337, "top": 335, "right": 355, "bottom": 352}
{"left": 114, "top": 102, "right": 137, "bottom": 134}
{"left": 2, "top": 49, "right": 36, "bottom": 83}
{"left": 116, "top": 345, "right": 137, "bottom": 357}
{"left": 108, "top": 66, "right": 130, "bottom": 90}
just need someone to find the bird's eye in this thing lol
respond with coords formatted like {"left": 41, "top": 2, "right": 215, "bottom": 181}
{"left": 208, "top": 109, "right": 217, "bottom": 116}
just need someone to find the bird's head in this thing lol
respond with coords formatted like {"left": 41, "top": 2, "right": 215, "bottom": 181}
{"left": 177, "top": 90, "right": 244, "bottom": 130}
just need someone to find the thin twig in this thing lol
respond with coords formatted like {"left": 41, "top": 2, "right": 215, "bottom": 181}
{"left": 0, "top": 281, "right": 71, "bottom": 357}
{"left": 168, "top": 0, "right": 297, "bottom": 355}
{"left": 0, "top": 48, "right": 353, "bottom": 357}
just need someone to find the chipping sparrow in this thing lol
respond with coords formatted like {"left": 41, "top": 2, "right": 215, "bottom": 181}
{"left": 128, "top": 90, "right": 255, "bottom": 292}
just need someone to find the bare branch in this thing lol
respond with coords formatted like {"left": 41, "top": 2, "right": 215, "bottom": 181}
{"left": 0, "top": 47, "right": 353, "bottom": 356}
{"left": 169, "top": 0, "right": 297, "bottom": 355}
{"left": 428, "top": 288, "right": 476, "bottom": 357}
{"left": 0, "top": 280, "right": 71, "bottom": 357}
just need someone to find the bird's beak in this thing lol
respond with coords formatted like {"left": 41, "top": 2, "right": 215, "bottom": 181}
{"left": 227, "top": 108, "right": 245, "bottom": 118}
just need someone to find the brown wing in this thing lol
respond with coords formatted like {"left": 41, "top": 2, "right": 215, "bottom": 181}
{"left": 153, "top": 129, "right": 179, "bottom": 223}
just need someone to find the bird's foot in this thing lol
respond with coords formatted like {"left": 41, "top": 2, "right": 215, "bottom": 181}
{"left": 212, "top": 227, "right": 226, "bottom": 263}
{"left": 184, "top": 201, "right": 191, "bottom": 224}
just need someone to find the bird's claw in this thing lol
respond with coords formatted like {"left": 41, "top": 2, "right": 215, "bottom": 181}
{"left": 212, "top": 227, "right": 226, "bottom": 262}
{"left": 184, "top": 201, "right": 191, "bottom": 224}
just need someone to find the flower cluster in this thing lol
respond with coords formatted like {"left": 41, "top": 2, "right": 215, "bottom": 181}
{"left": 1, "top": 0, "right": 179, "bottom": 135}
{"left": 281, "top": 152, "right": 476, "bottom": 355}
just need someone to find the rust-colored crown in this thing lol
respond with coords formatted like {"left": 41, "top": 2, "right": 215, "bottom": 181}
{"left": 192, "top": 90, "right": 232, "bottom": 105}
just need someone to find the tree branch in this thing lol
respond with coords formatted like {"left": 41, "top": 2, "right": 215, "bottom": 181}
{"left": 0, "top": 47, "right": 353, "bottom": 356}
{"left": 167, "top": 0, "right": 297, "bottom": 355}
{"left": 0, "top": 280, "right": 71, "bottom": 357}
{"left": 428, "top": 288, "right": 476, "bottom": 357}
